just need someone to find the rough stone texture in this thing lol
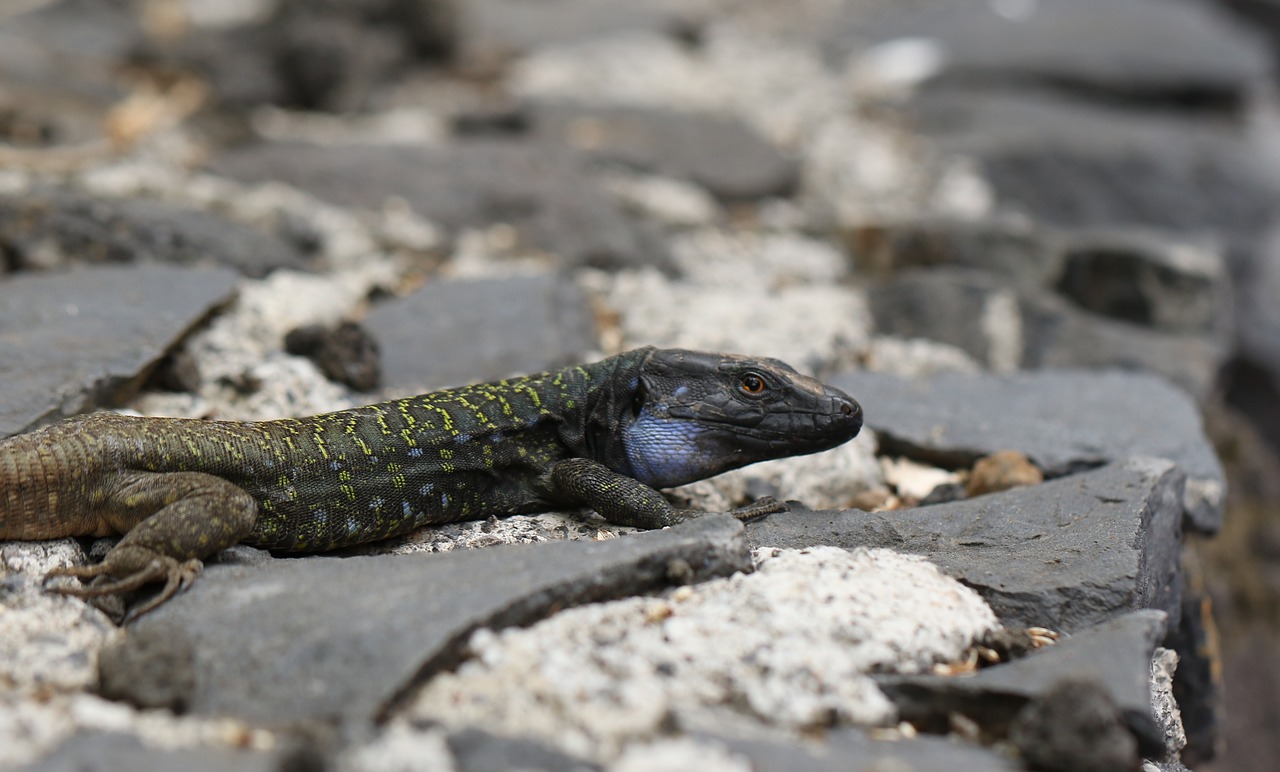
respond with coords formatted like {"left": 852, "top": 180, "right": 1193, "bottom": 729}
{"left": 405, "top": 547, "right": 995, "bottom": 759}
{"left": 1055, "top": 229, "right": 1230, "bottom": 336}
{"left": 0, "top": 265, "right": 239, "bottom": 438}
{"left": 830, "top": 368, "right": 1225, "bottom": 532}
{"left": 363, "top": 273, "right": 597, "bottom": 391}
{"left": 746, "top": 458, "right": 1184, "bottom": 634}
{"left": 530, "top": 102, "right": 799, "bottom": 200}
{"left": 283, "top": 321, "right": 381, "bottom": 392}
{"left": 24, "top": 731, "right": 292, "bottom": 772}
{"left": 846, "top": 214, "right": 1062, "bottom": 292}
{"left": 715, "top": 728, "right": 1021, "bottom": 772}
{"left": 880, "top": 611, "right": 1168, "bottom": 762}
{"left": 209, "top": 141, "right": 669, "bottom": 272}
{"left": 99, "top": 516, "right": 751, "bottom": 735}
{"left": 843, "top": 0, "right": 1272, "bottom": 106}
{"left": 1009, "top": 679, "right": 1141, "bottom": 772}
{"left": 0, "top": 192, "right": 315, "bottom": 278}
{"left": 447, "top": 728, "right": 601, "bottom": 772}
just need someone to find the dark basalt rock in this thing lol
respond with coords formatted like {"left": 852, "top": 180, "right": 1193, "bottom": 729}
{"left": 284, "top": 321, "right": 382, "bottom": 392}
{"left": 0, "top": 265, "right": 238, "bottom": 439}
{"left": 363, "top": 273, "right": 596, "bottom": 391}
{"left": 830, "top": 368, "right": 1224, "bottom": 532}
{"left": 24, "top": 731, "right": 303, "bottom": 772}
{"left": 712, "top": 727, "right": 1021, "bottom": 772}
{"left": 99, "top": 516, "right": 751, "bottom": 737}
{"left": 209, "top": 141, "right": 672, "bottom": 273}
{"left": 748, "top": 458, "right": 1184, "bottom": 633}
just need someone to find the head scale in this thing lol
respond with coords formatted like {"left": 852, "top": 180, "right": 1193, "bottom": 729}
{"left": 618, "top": 348, "right": 862, "bottom": 488}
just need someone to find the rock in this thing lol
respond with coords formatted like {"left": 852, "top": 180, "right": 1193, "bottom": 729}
{"left": 830, "top": 368, "right": 1224, "bottom": 532}
{"left": 284, "top": 321, "right": 381, "bottom": 392}
{"left": 865, "top": 268, "right": 1022, "bottom": 372}
{"left": 362, "top": 273, "right": 596, "bottom": 391}
{"left": 446, "top": 728, "right": 601, "bottom": 772}
{"left": 965, "top": 450, "right": 1043, "bottom": 497}
{"left": 209, "top": 141, "right": 670, "bottom": 272}
{"left": 842, "top": 0, "right": 1271, "bottom": 108}
{"left": 24, "top": 731, "right": 297, "bottom": 772}
{"left": 845, "top": 214, "right": 1061, "bottom": 292}
{"left": 529, "top": 102, "right": 798, "bottom": 200}
{"left": 745, "top": 458, "right": 1184, "bottom": 633}
{"left": 99, "top": 516, "right": 752, "bottom": 736}
{"left": 1009, "top": 679, "right": 1141, "bottom": 772}
{"left": 456, "top": 0, "right": 689, "bottom": 74}
{"left": 0, "top": 265, "right": 239, "bottom": 438}
{"left": 878, "top": 611, "right": 1168, "bottom": 762}
{"left": 0, "top": 191, "right": 314, "bottom": 278}
{"left": 714, "top": 728, "right": 1021, "bottom": 772}
{"left": 1019, "top": 290, "right": 1226, "bottom": 402}
{"left": 1054, "top": 228, "right": 1230, "bottom": 336}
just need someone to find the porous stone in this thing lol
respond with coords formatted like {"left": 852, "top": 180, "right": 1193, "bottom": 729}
{"left": 0, "top": 265, "right": 239, "bottom": 438}
{"left": 209, "top": 141, "right": 669, "bottom": 272}
{"left": 363, "top": 273, "right": 597, "bottom": 391}
{"left": 530, "top": 102, "right": 799, "bottom": 201}
{"left": 98, "top": 516, "right": 752, "bottom": 735}
{"left": 830, "top": 368, "right": 1224, "bottom": 532}
{"left": 0, "top": 192, "right": 314, "bottom": 278}
{"left": 745, "top": 458, "right": 1185, "bottom": 633}
{"left": 404, "top": 547, "right": 996, "bottom": 760}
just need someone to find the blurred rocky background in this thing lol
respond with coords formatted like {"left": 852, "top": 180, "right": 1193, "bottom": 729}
{"left": 2, "top": 0, "right": 1280, "bottom": 770}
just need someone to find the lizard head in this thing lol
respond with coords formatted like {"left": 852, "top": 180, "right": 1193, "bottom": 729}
{"left": 619, "top": 348, "right": 862, "bottom": 488}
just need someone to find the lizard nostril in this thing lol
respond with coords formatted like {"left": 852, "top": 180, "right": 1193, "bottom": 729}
{"left": 840, "top": 401, "right": 854, "bottom": 416}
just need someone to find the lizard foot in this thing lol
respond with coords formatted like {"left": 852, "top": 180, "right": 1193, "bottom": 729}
{"left": 725, "top": 496, "right": 788, "bottom": 522}
{"left": 45, "top": 556, "right": 203, "bottom": 622}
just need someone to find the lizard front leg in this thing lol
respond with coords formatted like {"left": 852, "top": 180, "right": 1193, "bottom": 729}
{"left": 547, "top": 457, "right": 786, "bottom": 529}
{"left": 45, "top": 470, "right": 257, "bottom": 620}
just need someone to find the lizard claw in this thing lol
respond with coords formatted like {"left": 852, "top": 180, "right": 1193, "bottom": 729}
{"left": 45, "top": 556, "right": 203, "bottom": 622}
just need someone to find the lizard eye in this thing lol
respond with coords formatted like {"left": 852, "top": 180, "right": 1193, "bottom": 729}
{"left": 739, "top": 373, "right": 767, "bottom": 395}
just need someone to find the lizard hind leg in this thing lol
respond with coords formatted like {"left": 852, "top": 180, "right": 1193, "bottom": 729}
{"left": 44, "top": 470, "right": 257, "bottom": 621}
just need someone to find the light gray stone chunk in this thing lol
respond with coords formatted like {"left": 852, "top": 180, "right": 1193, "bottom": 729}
{"left": 98, "top": 516, "right": 751, "bottom": 737}
{"left": 745, "top": 458, "right": 1184, "bottom": 633}
{"left": 830, "top": 368, "right": 1225, "bottom": 531}
{"left": 0, "top": 265, "right": 239, "bottom": 438}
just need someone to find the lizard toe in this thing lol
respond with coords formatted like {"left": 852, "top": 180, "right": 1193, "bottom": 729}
{"left": 726, "top": 496, "right": 788, "bottom": 521}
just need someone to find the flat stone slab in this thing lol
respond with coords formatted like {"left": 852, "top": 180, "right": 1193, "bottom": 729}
{"left": 831, "top": 368, "right": 1224, "bottom": 532}
{"left": 363, "top": 273, "right": 597, "bottom": 391}
{"left": 0, "top": 265, "right": 239, "bottom": 438}
{"left": 530, "top": 102, "right": 798, "bottom": 200}
{"left": 745, "top": 457, "right": 1184, "bottom": 633}
{"left": 25, "top": 732, "right": 290, "bottom": 772}
{"left": 98, "top": 516, "right": 751, "bottom": 736}
{"left": 209, "top": 140, "right": 669, "bottom": 272}
{"left": 878, "top": 610, "right": 1169, "bottom": 759}
{"left": 716, "top": 728, "right": 1021, "bottom": 772}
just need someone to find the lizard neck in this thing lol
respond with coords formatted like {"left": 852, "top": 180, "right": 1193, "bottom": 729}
{"left": 554, "top": 347, "right": 653, "bottom": 472}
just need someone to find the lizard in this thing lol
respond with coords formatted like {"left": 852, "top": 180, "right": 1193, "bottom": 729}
{"left": 0, "top": 347, "right": 862, "bottom": 619}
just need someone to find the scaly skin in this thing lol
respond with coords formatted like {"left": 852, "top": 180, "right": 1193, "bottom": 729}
{"left": 0, "top": 347, "right": 862, "bottom": 619}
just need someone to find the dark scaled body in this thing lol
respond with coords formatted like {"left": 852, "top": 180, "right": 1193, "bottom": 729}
{"left": 0, "top": 347, "right": 862, "bottom": 618}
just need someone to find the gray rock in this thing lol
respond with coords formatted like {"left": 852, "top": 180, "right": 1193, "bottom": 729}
{"left": 911, "top": 91, "right": 1280, "bottom": 237}
{"left": 746, "top": 458, "right": 1184, "bottom": 633}
{"left": 845, "top": 0, "right": 1271, "bottom": 107}
{"left": 866, "top": 269, "right": 1019, "bottom": 371}
{"left": 363, "top": 274, "right": 596, "bottom": 391}
{"left": 0, "top": 265, "right": 239, "bottom": 438}
{"left": 878, "top": 611, "right": 1168, "bottom": 762}
{"left": 457, "top": 0, "right": 686, "bottom": 73}
{"left": 446, "top": 728, "right": 599, "bottom": 772}
{"left": 284, "top": 321, "right": 381, "bottom": 392}
{"left": 714, "top": 727, "right": 1021, "bottom": 772}
{"left": 1055, "top": 228, "right": 1230, "bottom": 336}
{"left": 99, "top": 516, "right": 751, "bottom": 737}
{"left": 846, "top": 214, "right": 1061, "bottom": 292}
{"left": 23, "top": 731, "right": 296, "bottom": 772}
{"left": 830, "top": 367, "right": 1224, "bottom": 531}
{"left": 209, "top": 141, "right": 670, "bottom": 272}
{"left": 0, "top": 192, "right": 314, "bottom": 278}
{"left": 530, "top": 102, "right": 798, "bottom": 201}
{"left": 1019, "top": 291, "right": 1227, "bottom": 403}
